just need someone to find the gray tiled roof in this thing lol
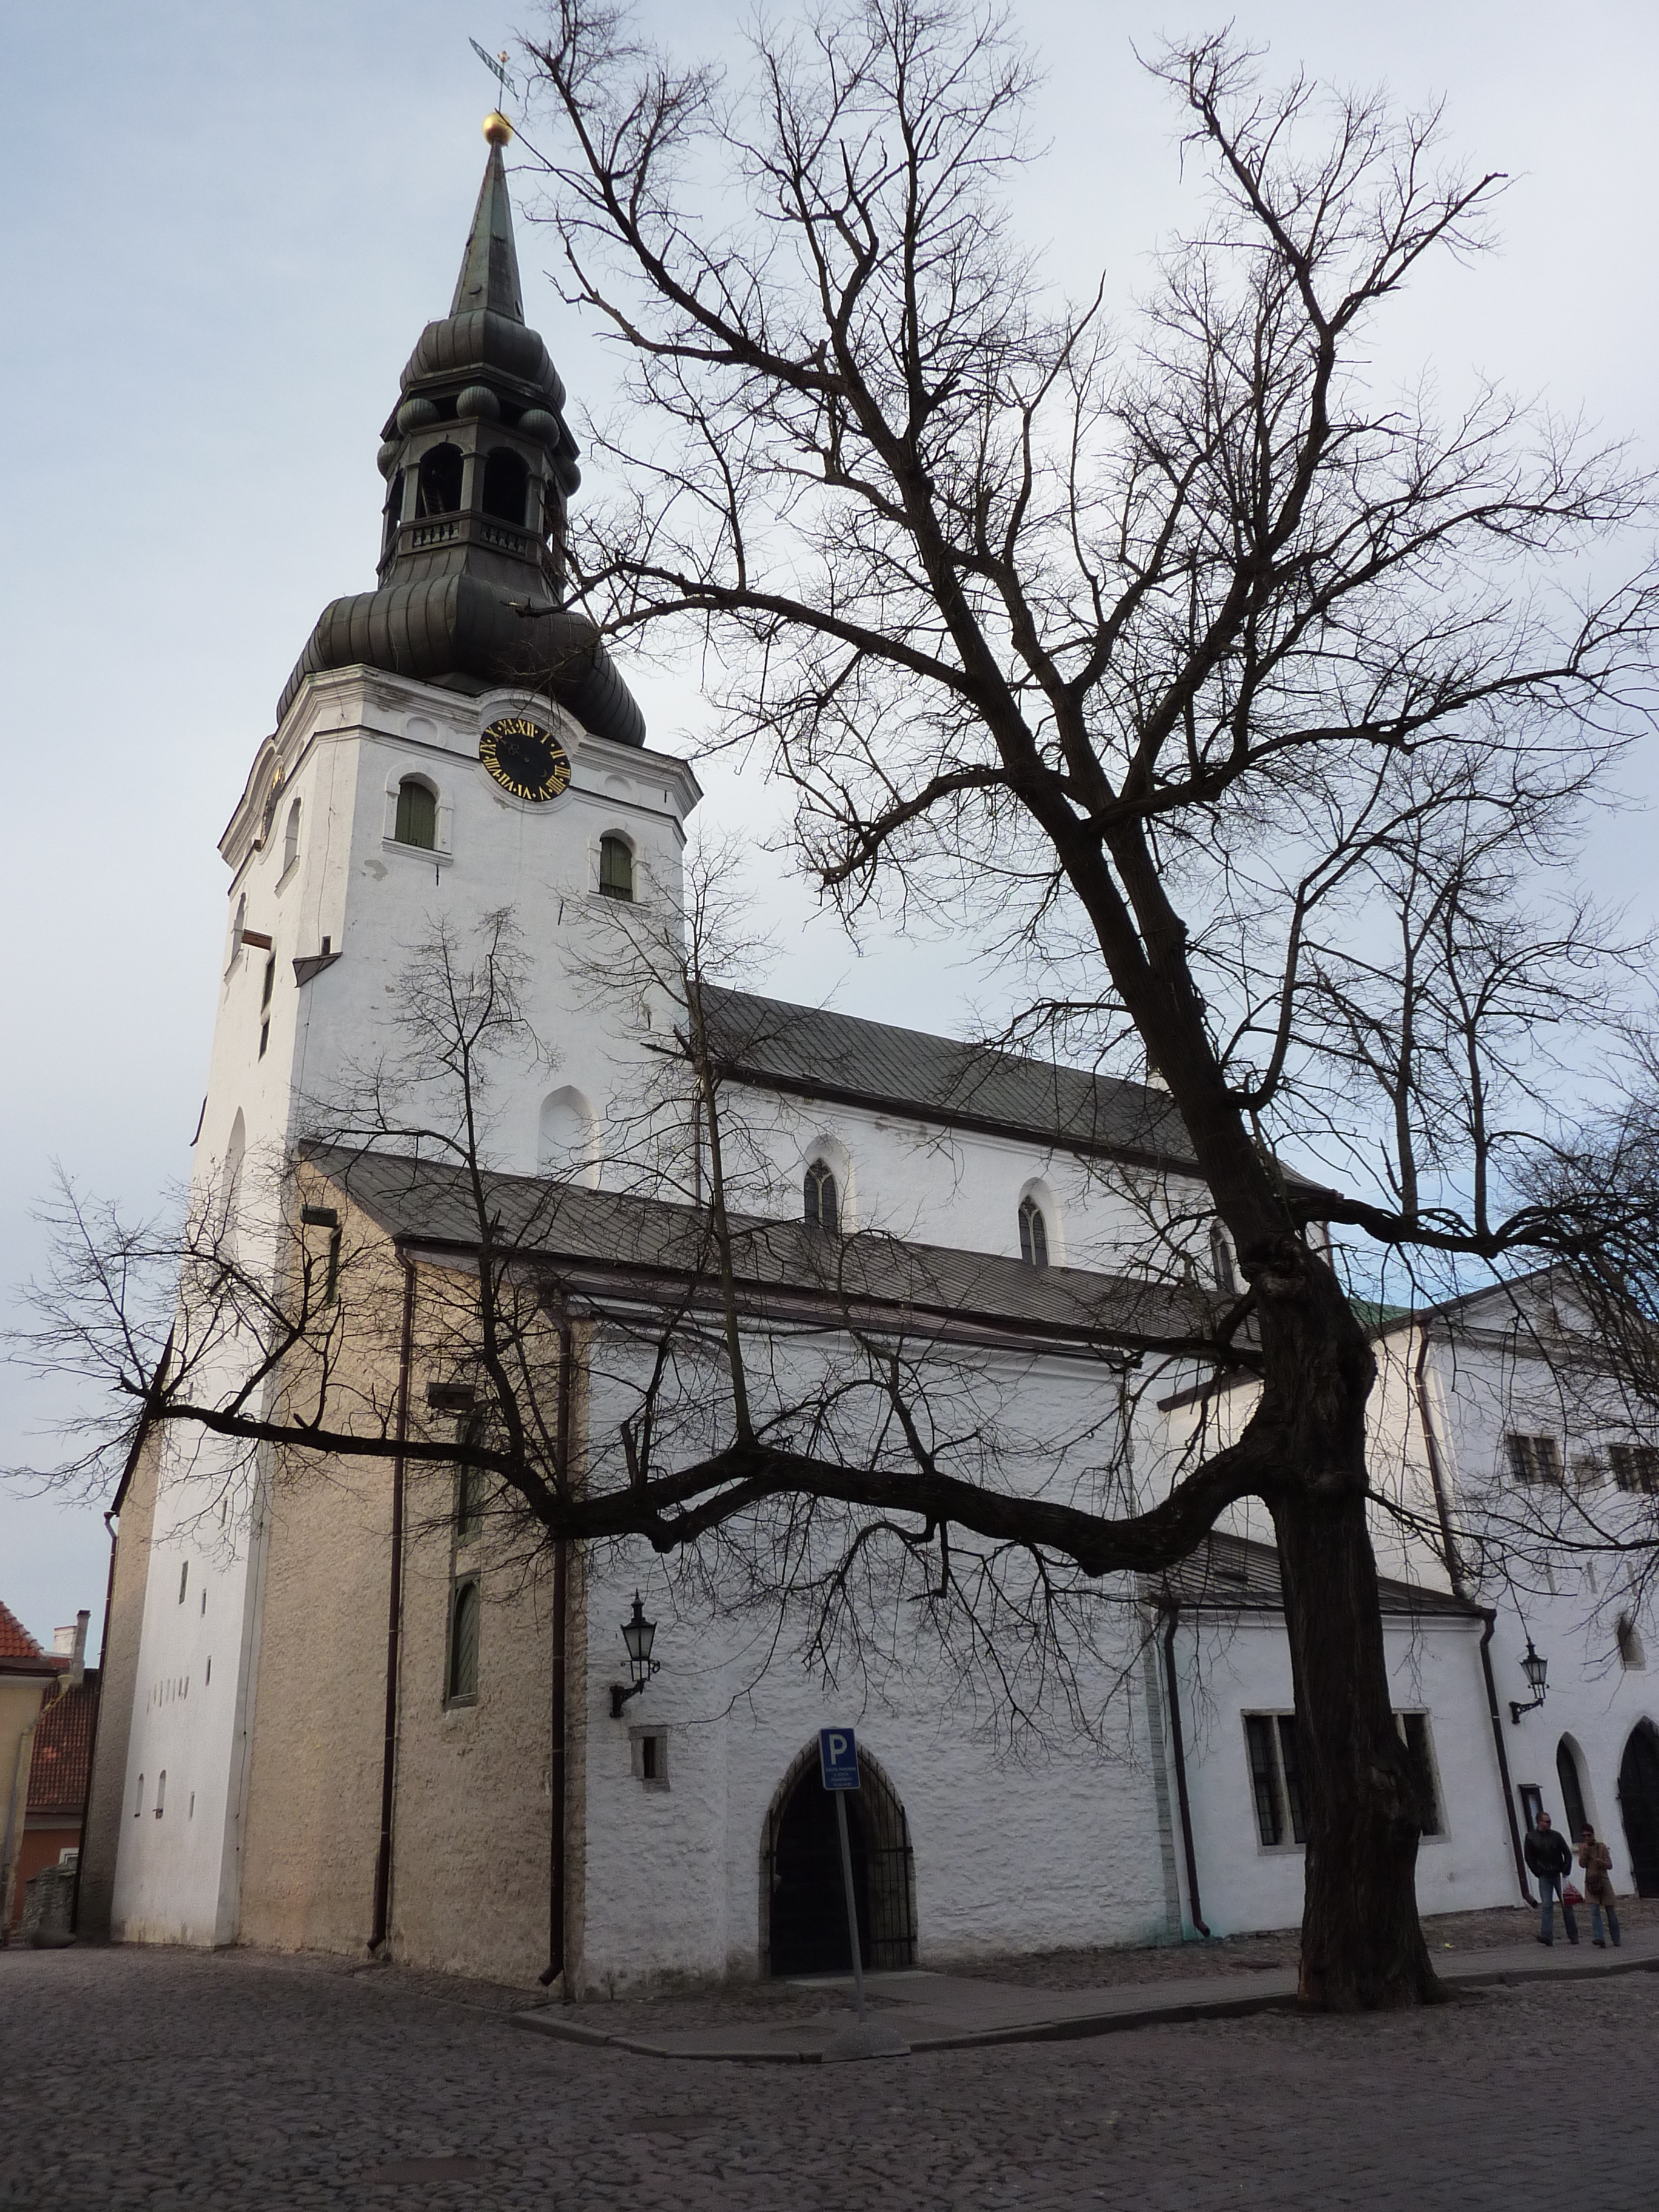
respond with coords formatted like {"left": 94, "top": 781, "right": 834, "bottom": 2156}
{"left": 309, "top": 1145, "right": 1225, "bottom": 1355}
{"left": 1155, "top": 1532, "right": 1480, "bottom": 1620}
{"left": 702, "top": 987, "right": 1201, "bottom": 1172}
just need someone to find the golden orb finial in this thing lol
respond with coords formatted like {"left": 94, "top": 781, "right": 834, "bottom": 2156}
{"left": 483, "top": 110, "right": 514, "bottom": 147}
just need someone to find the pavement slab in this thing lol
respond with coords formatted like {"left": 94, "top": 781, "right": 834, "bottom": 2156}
{"left": 511, "top": 1926, "right": 1659, "bottom": 2061}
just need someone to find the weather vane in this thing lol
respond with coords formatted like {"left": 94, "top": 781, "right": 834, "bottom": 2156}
{"left": 469, "top": 37, "right": 520, "bottom": 112}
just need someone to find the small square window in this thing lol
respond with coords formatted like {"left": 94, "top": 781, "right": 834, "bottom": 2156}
{"left": 1506, "top": 1433, "right": 1563, "bottom": 1487}
{"left": 1610, "top": 1443, "right": 1659, "bottom": 1495}
{"left": 631, "top": 1728, "right": 669, "bottom": 1789}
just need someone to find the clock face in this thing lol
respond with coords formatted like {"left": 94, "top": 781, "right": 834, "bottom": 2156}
{"left": 478, "top": 716, "right": 572, "bottom": 803}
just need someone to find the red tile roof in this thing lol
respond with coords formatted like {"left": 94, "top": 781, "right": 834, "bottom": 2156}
{"left": 27, "top": 1674, "right": 100, "bottom": 1818}
{"left": 0, "top": 1600, "right": 62, "bottom": 1676}
{"left": 0, "top": 1599, "right": 44, "bottom": 1660}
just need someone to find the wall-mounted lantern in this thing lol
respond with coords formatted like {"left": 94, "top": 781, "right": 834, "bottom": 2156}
{"left": 1509, "top": 1638, "right": 1549, "bottom": 1725}
{"left": 610, "top": 1591, "right": 660, "bottom": 1717}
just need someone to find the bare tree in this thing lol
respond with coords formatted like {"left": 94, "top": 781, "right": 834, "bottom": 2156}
{"left": 17, "top": 7, "right": 1659, "bottom": 2014}
{"left": 486, "top": 2, "right": 1659, "bottom": 2005}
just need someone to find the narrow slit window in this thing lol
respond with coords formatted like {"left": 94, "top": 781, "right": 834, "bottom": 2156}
{"left": 154, "top": 1771, "right": 166, "bottom": 1819}
{"left": 394, "top": 779, "right": 437, "bottom": 851}
{"left": 1396, "top": 1711, "right": 1443, "bottom": 1836}
{"left": 283, "top": 797, "right": 301, "bottom": 874}
{"left": 1244, "top": 1715, "right": 1284, "bottom": 1846}
{"left": 454, "top": 1416, "right": 483, "bottom": 1544}
{"left": 1210, "top": 1221, "right": 1238, "bottom": 1295}
{"left": 178, "top": 1561, "right": 188, "bottom": 1605}
{"left": 446, "top": 1578, "right": 481, "bottom": 1704}
{"left": 804, "top": 1160, "right": 839, "bottom": 1233}
{"left": 1018, "top": 1196, "right": 1050, "bottom": 1268}
{"left": 598, "top": 834, "right": 634, "bottom": 902}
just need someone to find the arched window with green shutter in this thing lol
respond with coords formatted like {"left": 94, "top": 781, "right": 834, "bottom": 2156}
{"left": 395, "top": 777, "right": 437, "bottom": 850}
{"left": 599, "top": 833, "right": 634, "bottom": 901}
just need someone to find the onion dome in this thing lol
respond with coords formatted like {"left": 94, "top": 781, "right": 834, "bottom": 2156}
{"left": 277, "top": 127, "right": 643, "bottom": 748}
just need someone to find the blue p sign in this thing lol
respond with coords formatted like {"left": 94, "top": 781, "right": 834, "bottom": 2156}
{"left": 819, "top": 1728, "right": 860, "bottom": 1791}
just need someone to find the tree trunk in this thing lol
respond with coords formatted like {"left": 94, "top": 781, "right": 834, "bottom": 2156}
{"left": 1251, "top": 1239, "right": 1441, "bottom": 2009}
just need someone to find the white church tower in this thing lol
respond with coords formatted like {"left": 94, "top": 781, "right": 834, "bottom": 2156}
{"left": 107, "top": 119, "right": 698, "bottom": 1945}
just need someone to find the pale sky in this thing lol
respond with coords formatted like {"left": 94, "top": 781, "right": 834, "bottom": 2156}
{"left": 4, "top": 0, "right": 1656, "bottom": 1649}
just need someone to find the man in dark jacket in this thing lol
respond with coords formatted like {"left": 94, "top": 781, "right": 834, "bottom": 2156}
{"left": 1523, "top": 1810, "right": 1580, "bottom": 1945}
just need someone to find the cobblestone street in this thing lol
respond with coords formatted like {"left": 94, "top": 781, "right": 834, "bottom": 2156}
{"left": 2, "top": 1944, "right": 1657, "bottom": 2209}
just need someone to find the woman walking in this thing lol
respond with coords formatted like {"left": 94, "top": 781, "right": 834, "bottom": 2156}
{"left": 1578, "top": 1825, "right": 1621, "bottom": 1948}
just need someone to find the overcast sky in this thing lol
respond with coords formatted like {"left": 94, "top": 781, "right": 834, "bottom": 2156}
{"left": 4, "top": 0, "right": 1656, "bottom": 1651}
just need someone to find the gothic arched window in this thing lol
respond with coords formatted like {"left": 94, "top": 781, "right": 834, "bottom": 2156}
{"left": 394, "top": 777, "right": 437, "bottom": 851}
{"left": 598, "top": 833, "right": 634, "bottom": 901}
{"left": 1018, "top": 1194, "right": 1050, "bottom": 1268}
{"left": 804, "top": 1159, "right": 839, "bottom": 1233}
{"left": 447, "top": 1580, "right": 481, "bottom": 1704}
{"left": 1210, "top": 1221, "right": 1238, "bottom": 1295}
{"left": 481, "top": 448, "right": 529, "bottom": 526}
{"left": 416, "top": 443, "right": 463, "bottom": 517}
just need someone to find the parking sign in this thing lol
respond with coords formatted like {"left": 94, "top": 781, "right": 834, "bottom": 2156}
{"left": 819, "top": 1728, "right": 860, "bottom": 1791}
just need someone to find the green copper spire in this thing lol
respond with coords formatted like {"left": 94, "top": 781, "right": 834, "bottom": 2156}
{"left": 450, "top": 139, "right": 524, "bottom": 323}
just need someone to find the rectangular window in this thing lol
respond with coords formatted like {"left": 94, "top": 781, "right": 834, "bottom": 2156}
{"left": 631, "top": 1728, "right": 669, "bottom": 1789}
{"left": 1610, "top": 1443, "right": 1659, "bottom": 1495}
{"left": 1519, "top": 1782, "right": 1545, "bottom": 1834}
{"left": 1506, "top": 1433, "right": 1563, "bottom": 1487}
{"left": 1396, "top": 1712, "right": 1443, "bottom": 1837}
{"left": 1244, "top": 1714, "right": 1288, "bottom": 1847}
{"left": 1275, "top": 1715, "right": 1309, "bottom": 1845}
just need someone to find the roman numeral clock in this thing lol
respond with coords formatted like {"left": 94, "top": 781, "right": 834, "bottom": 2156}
{"left": 478, "top": 714, "right": 572, "bottom": 803}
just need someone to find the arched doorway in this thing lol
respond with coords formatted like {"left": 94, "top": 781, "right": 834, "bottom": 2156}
{"left": 761, "top": 1742, "right": 917, "bottom": 1977}
{"left": 1618, "top": 1721, "right": 1659, "bottom": 1896}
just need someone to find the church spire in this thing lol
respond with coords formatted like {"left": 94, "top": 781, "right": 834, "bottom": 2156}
{"left": 274, "top": 117, "right": 645, "bottom": 749}
{"left": 450, "top": 123, "right": 525, "bottom": 324}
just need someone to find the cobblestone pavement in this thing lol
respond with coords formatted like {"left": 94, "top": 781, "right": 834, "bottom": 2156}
{"left": 4, "top": 1943, "right": 1657, "bottom": 2210}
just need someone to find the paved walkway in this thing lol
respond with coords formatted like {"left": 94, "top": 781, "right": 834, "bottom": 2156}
{"left": 515, "top": 1928, "right": 1659, "bottom": 2061}
{"left": 5, "top": 1940, "right": 1659, "bottom": 2208}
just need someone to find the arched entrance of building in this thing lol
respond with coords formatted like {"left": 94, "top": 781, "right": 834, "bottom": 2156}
{"left": 760, "top": 1741, "right": 917, "bottom": 1977}
{"left": 1618, "top": 1721, "right": 1659, "bottom": 1896}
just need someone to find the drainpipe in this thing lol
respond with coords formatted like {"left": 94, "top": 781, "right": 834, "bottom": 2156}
{"left": 1413, "top": 1327, "right": 1467, "bottom": 1599}
{"left": 1161, "top": 1607, "right": 1210, "bottom": 1938}
{"left": 539, "top": 1318, "right": 574, "bottom": 1990}
{"left": 1478, "top": 1609, "right": 1533, "bottom": 1905}
{"left": 369, "top": 1253, "right": 417, "bottom": 1953}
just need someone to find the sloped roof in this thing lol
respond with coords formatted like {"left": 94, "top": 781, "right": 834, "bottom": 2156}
{"left": 1155, "top": 1532, "right": 1480, "bottom": 1621}
{"left": 702, "top": 987, "right": 1200, "bottom": 1171}
{"left": 26, "top": 1674, "right": 99, "bottom": 1819}
{"left": 0, "top": 1600, "right": 61, "bottom": 1678}
{"left": 311, "top": 1145, "right": 1227, "bottom": 1357}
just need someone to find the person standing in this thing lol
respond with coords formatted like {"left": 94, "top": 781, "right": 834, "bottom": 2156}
{"left": 1578, "top": 1824, "right": 1621, "bottom": 1948}
{"left": 1523, "top": 1809, "right": 1580, "bottom": 1945}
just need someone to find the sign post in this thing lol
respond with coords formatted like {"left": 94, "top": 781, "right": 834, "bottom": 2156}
{"left": 819, "top": 1728, "right": 865, "bottom": 2021}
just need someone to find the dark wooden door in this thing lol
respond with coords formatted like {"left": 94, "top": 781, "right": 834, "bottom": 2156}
{"left": 1618, "top": 1723, "right": 1659, "bottom": 1897}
